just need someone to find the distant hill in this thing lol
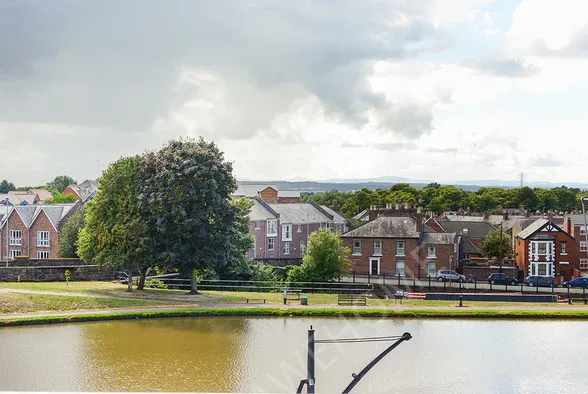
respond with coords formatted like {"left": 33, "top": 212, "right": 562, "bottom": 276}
{"left": 238, "top": 178, "right": 588, "bottom": 193}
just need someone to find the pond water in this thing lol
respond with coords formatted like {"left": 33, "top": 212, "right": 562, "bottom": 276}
{"left": 0, "top": 317, "right": 586, "bottom": 393}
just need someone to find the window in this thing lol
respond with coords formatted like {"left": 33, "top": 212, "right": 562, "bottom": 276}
{"left": 300, "top": 242, "right": 306, "bottom": 255}
{"left": 326, "top": 222, "right": 333, "bottom": 230}
{"left": 396, "top": 241, "right": 405, "bottom": 256}
{"left": 561, "top": 241, "right": 567, "bottom": 255}
{"left": 9, "top": 230, "right": 22, "bottom": 246}
{"left": 373, "top": 240, "right": 382, "bottom": 256}
{"left": 268, "top": 238, "right": 275, "bottom": 251}
{"left": 581, "top": 242, "right": 588, "bottom": 252}
{"left": 427, "top": 245, "right": 437, "bottom": 258}
{"left": 353, "top": 239, "right": 361, "bottom": 255}
{"left": 427, "top": 262, "right": 436, "bottom": 277}
{"left": 581, "top": 226, "right": 587, "bottom": 236}
{"left": 284, "top": 242, "right": 290, "bottom": 255}
{"left": 37, "top": 251, "right": 50, "bottom": 259}
{"left": 531, "top": 243, "right": 536, "bottom": 253}
{"left": 37, "top": 231, "right": 50, "bottom": 247}
{"left": 538, "top": 243, "right": 547, "bottom": 254}
{"left": 282, "top": 224, "right": 292, "bottom": 241}
{"left": 10, "top": 250, "right": 22, "bottom": 258}
{"left": 396, "top": 261, "right": 405, "bottom": 276}
{"left": 267, "top": 220, "right": 277, "bottom": 237}
{"left": 254, "top": 221, "right": 260, "bottom": 230}
{"left": 530, "top": 262, "right": 553, "bottom": 277}
{"left": 297, "top": 224, "right": 302, "bottom": 233}
{"left": 252, "top": 238, "right": 256, "bottom": 258}
{"left": 581, "top": 259, "right": 588, "bottom": 269}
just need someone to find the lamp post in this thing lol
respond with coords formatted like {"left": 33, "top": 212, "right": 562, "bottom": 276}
{"left": 581, "top": 197, "right": 588, "bottom": 271}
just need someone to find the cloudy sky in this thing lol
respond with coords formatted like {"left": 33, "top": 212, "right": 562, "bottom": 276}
{"left": 1, "top": 0, "right": 587, "bottom": 186}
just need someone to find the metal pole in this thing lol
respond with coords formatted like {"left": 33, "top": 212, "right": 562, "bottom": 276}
{"left": 307, "top": 326, "right": 315, "bottom": 393}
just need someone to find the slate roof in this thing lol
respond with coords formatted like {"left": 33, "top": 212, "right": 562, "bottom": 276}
{"left": 0, "top": 193, "right": 37, "bottom": 205}
{"left": 233, "top": 184, "right": 278, "bottom": 197}
{"left": 248, "top": 199, "right": 278, "bottom": 221}
{"left": 278, "top": 190, "right": 301, "bottom": 198}
{"left": 1, "top": 203, "right": 78, "bottom": 230}
{"left": 437, "top": 220, "right": 496, "bottom": 239}
{"left": 352, "top": 209, "right": 369, "bottom": 221}
{"left": 421, "top": 232, "right": 457, "bottom": 245}
{"left": 268, "top": 203, "right": 332, "bottom": 224}
{"left": 31, "top": 189, "right": 53, "bottom": 202}
{"left": 319, "top": 206, "right": 347, "bottom": 224}
{"left": 516, "top": 219, "right": 550, "bottom": 239}
{"left": 342, "top": 216, "right": 420, "bottom": 238}
{"left": 565, "top": 214, "right": 588, "bottom": 226}
{"left": 461, "top": 236, "right": 482, "bottom": 254}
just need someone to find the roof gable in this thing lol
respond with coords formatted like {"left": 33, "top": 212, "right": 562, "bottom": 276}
{"left": 517, "top": 219, "right": 572, "bottom": 240}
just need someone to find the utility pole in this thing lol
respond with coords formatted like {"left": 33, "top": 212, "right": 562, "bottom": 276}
{"left": 499, "top": 223, "right": 503, "bottom": 273}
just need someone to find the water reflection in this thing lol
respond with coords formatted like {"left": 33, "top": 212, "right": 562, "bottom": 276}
{"left": 0, "top": 317, "right": 587, "bottom": 393}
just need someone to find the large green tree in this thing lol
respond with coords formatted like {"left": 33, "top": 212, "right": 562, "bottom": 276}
{"left": 47, "top": 175, "right": 77, "bottom": 193}
{"left": 78, "top": 156, "right": 155, "bottom": 292}
{"left": 480, "top": 229, "right": 514, "bottom": 271}
{"left": 58, "top": 207, "right": 85, "bottom": 258}
{"left": 287, "top": 228, "right": 351, "bottom": 282}
{"left": 0, "top": 180, "right": 16, "bottom": 193}
{"left": 45, "top": 191, "right": 79, "bottom": 204}
{"left": 139, "top": 138, "right": 239, "bottom": 294}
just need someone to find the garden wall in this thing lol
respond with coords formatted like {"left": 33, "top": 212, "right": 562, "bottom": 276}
{"left": 0, "top": 259, "right": 115, "bottom": 282}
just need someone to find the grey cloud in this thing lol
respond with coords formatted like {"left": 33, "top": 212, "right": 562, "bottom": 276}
{"left": 466, "top": 56, "right": 539, "bottom": 78}
{"left": 0, "top": 0, "right": 453, "bottom": 138}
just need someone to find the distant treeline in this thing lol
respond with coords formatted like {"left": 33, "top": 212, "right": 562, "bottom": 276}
{"left": 301, "top": 183, "right": 588, "bottom": 219}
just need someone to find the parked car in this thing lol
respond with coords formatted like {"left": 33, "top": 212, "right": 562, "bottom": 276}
{"left": 524, "top": 276, "right": 557, "bottom": 288}
{"left": 562, "top": 277, "right": 588, "bottom": 288}
{"left": 487, "top": 273, "right": 518, "bottom": 285}
{"left": 436, "top": 270, "right": 466, "bottom": 283}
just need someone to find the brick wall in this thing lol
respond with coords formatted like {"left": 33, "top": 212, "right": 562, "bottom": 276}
{"left": 277, "top": 197, "right": 300, "bottom": 204}
{"left": 0, "top": 259, "right": 114, "bottom": 282}
{"left": 0, "top": 211, "right": 28, "bottom": 259}
{"left": 29, "top": 210, "right": 59, "bottom": 259}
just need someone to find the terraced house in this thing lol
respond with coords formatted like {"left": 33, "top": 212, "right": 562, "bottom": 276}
{"left": 246, "top": 196, "right": 347, "bottom": 264}
{"left": 342, "top": 206, "right": 457, "bottom": 278}
{"left": 0, "top": 202, "right": 81, "bottom": 260}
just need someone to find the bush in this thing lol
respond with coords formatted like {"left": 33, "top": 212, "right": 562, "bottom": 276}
{"left": 250, "top": 263, "right": 279, "bottom": 282}
{"left": 146, "top": 279, "right": 168, "bottom": 289}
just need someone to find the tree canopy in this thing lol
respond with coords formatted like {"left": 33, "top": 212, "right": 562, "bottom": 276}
{"left": 480, "top": 229, "right": 514, "bottom": 262}
{"left": 0, "top": 180, "right": 16, "bottom": 194}
{"left": 58, "top": 207, "right": 85, "bottom": 258}
{"left": 47, "top": 175, "right": 77, "bottom": 193}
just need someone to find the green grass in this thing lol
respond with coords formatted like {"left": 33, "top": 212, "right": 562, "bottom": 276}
{"left": 3, "top": 307, "right": 588, "bottom": 327}
{"left": 0, "top": 292, "right": 175, "bottom": 314}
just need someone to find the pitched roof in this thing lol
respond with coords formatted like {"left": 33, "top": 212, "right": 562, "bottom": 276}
{"left": 421, "top": 232, "right": 457, "bottom": 245}
{"left": 268, "top": 203, "right": 332, "bottom": 224}
{"left": 516, "top": 219, "right": 562, "bottom": 240}
{"left": 320, "top": 206, "right": 347, "bottom": 224}
{"left": 1, "top": 203, "right": 79, "bottom": 230}
{"left": 248, "top": 198, "right": 279, "bottom": 221}
{"left": 30, "top": 189, "right": 53, "bottom": 201}
{"left": 342, "top": 216, "right": 420, "bottom": 238}
{"left": 233, "top": 184, "right": 278, "bottom": 198}
{"left": 0, "top": 193, "right": 37, "bottom": 205}
{"left": 277, "top": 190, "right": 301, "bottom": 198}
{"left": 352, "top": 209, "right": 369, "bottom": 221}
{"left": 438, "top": 220, "right": 496, "bottom": 239}
{"left": 461, "top": 235, "right": 482, "bottom": 254}
{"left": 565, "top": 214, "right": 588, "bottom": 226}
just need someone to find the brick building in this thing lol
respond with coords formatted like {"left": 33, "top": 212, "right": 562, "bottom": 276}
{"left": 0, "top": 202, "right": 81, "bottom": 260}
{"left": 563, "top": 214, "right": 588, "bottom": 273}
{"left": 63, "top": 179, "right": 99, "bottom": 203}
{"left": 246, "top": 196, "right": 347, "bottom": 263}
{"left": 232, "top": 184, "right": 301, "bottom": 204}
{"left": 514, "top": 218, "right": 578, "bottom": 283}
{"left": 342, "top": 207, "right": 457, "bottom": 277}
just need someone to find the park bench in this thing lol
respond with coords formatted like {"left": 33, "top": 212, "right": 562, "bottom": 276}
{"left": 393, "top": 290, "right": 405, "bottom": 304}
{"left": 337, "top": 293, "right": 367, "bottom": 306}
{"left": 567, "top": 297, "right": 588, "bottom": 305}
{"left": 246, "top": 298, "right": 267, "bottom": 304}
{"left": 283, "top": 288, "right": 303, "bottom": 304}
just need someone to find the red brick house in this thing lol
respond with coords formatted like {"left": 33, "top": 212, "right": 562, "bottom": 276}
{"left": 0, "top": 202, "right": 81, "bottom": 260}
{"left": 63, "top": 180, "right": 99, "bottom": 203}
{"left": 514, "top": 219, "right": 578, "bottom": 282}
{"left": 341, "top": 209, "right": 457, "bottom": 278}
{"left": 563, "top": 214, "right": 588, "bottom": 273}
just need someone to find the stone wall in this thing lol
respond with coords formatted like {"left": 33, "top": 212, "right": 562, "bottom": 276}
{"left": 255, "top": 258, "right": 302, "bottom": 267}
{"left": 0, "top": 258, "right": 115, "bottom": 282}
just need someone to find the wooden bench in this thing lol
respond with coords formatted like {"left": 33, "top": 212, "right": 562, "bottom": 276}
{"left": 567, "top": 298, "right": 588, "bottom": 305}
{"left": 338, "top": 294, "right": 367, "bottom": 306}
{"left": 283, "top": 288, "right": 303, "bottom": 304}
{"left": 246, "top": 298, "right": 267, "bottom": 304}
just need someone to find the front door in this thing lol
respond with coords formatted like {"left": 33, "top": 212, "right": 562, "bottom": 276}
{"left": 370, "top": 258, "right": 380, "bottom": 276}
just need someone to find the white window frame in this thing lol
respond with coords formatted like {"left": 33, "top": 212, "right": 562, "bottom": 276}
{"left": 253, "top": 221, "right": 260, "bottom": 230}
{"left": 284, "top": 242, "right": 290, "bottom": 255}
{"left": 37, "top": 251, "right": 50, "bottom": 259}
{"left": 10, "top": 249, "right": 22, "bottom": 258}
{"left": 581, "top": 226, "right": 587, "bottom": 236}
{"left": 267, "top": 220, "right": 277, "bottom": 237}
{"left": 580, "top": 259, "right": 588, "bottom": 270}
{"left": 268, "top": 238, "right": 275, "bottom": 251}
{"left": 282, "top": 224, "right": 292, "bottom": 241}
{"left": 352, "top": 239, "right": 362, "bottom": 255}
{"left": 581, "top": 241, "right": 588, "bottom": 252}
{"left": 37, "top": 231, "right": 50, "bottom": 247}
{"left": 9, "top": 230, "right": 22, "bottom": 246}
{"left": 427, "top": 245, "right": 437, "bottom": 258}
{"left": 396, "top": 261, "right": 405, "bottom": 276}
{"left": 396, "top": 240, "right": 405, "bottom": 256}
{"left": 373, "top": 239, "right": 382, "bottom": 256}
{"left": 326, "top": 222, "right": 333, "bottom": 230}
{"left": 300, "top": 241, "right": 306, "bottom": 255}
{"left": 529, "top": 261, "right": 553, "bottom": 277}
{"left": 252, "top": 238, "right": 256, "bottom": 258}
{"left": 561, "top": 241, "right": 567, "bottom": 255}
{"left": 537, "top": 242, "right": 547, "bottom": 255}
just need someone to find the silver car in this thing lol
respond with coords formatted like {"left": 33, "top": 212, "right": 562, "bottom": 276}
{"left": 436, "top": 270, "right": 466, "bottom": 282}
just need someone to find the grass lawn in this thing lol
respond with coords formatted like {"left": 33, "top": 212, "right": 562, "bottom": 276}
{"left": 0, "top": 292, "right": 176, "bottom": 315}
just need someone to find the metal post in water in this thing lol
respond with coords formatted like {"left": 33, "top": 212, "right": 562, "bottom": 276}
{"left": 307, "top": 325, "right": 315, "bottom": 393}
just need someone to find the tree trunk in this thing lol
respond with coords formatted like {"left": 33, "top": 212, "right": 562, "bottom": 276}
{"left": 127, "top": 272, "right": 133, "bottom": 292}
{"left": 137, "top": 269, "right": 147, "bottom": 290}
{"left": 189, "top": 269, "right": 199, "bottom": 295}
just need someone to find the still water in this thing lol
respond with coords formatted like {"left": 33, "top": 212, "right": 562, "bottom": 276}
{"left": 0, "top": 317, "right": 586, "bottom": 393}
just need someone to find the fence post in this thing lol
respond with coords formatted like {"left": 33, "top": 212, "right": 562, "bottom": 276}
{"left": 383, "top": 273, "right": 386, "bottom": 286}
{"left": 520, "top": 282, "right": 523, "bottom": 294}
{"left": 474, "top": 280, "right": 477, "bottom": 292}
{"left": 413, "top": 275, "right": 416, "bottom": 291}
{"left": 536, "top": 285, "right": 539, "bottom": 295}
{"left": 397, "top": 273, "right": 400, "bottom": 286}
{"left": 367, "top": 271, "right": 370, "bottom": 284}
{"left": 444, "top": 280, "right": 446, "bottom": 293}
{"left": 568, "top": 285, "right": 570, "bottom": 300}
{"left": 490, "top": 282, "right": 492, "bottom": 291}
{"left": 459, "top": 281, "right": 462, "bottom": 293}
{"left": 552, "top": 285, "right": 554, "bottom": 295}
{"left": 428, "top": 276, "right": 431, "bottom": 292}
{"left": 353, "top": 270, "right": 356, "bottom": 283}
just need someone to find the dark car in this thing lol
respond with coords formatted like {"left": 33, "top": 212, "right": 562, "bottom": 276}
{"left": 488, "top": 273, "right": 518, "bottom": 285}
{"left": 562, "top": 277, "right": 588, "bottom": 288}
{"left": 524, "top": 276, "right": 557, "bottom": 288}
